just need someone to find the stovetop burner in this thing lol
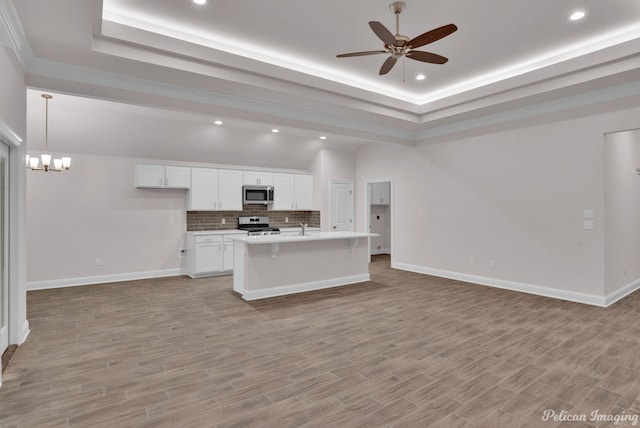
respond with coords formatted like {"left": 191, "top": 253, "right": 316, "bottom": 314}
{"left": 238, "top": 216, "right": 280, "bottom": 236}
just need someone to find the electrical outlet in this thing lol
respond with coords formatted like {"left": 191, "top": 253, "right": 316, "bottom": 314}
{"left": 285, "top": 217, "right": 289, "bottom": 223}
{"left": 468, "top": 257, "right": 474, "bottom": 265}
{"left": 489, "top": 259, "right": 495, "bottom": 268}
{"left": 95, "top": 258, "right": 101, "bottom": 266}
{"left": 221, "top": 218, "right": 226, "bottom": 224}
{"left": 179, "top": 248, "right": 186, "bottom": 257}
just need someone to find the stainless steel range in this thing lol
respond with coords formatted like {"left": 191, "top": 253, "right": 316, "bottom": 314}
{"left": 237, "top": 216, "right": 281, "bottom": 236}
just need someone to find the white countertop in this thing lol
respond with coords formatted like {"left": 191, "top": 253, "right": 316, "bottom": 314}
{"left": 187, "top": 227, "right": 320, "bottom": 236}
{"left": 186, "top": 229, "right": 247, "bottom": 236}
{"left": 227, "top": 231, "right": 377, "bottom": 244}
{"left": 279, "top": 226, "right": 320, "bottom": 233}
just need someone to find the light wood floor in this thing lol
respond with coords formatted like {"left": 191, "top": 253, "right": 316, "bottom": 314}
{"left": 1, "top": 255, "right": 639, "bottom": 427}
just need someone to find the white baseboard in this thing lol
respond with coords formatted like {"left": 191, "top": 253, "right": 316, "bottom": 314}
{"left": 604, "top": 277, "right": 640, "bottom": 306}
{"left": 241, "top": 274, "right": 370, "bottom": 301}
{"left": 27, "top": 268, "right": 184, "bottom": 291}
{"left": 393, "top": 262, "right": 608, "bottom": 307}
{"left": 19, "top": 320, "right": 30, "bottom": 344}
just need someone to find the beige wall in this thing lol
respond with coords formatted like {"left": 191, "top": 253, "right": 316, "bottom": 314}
{"left": 604, "top": 129, "right": 640, "bottom": 295}
{"left": 27, "top": 153, "right": 189, "bottom": 286}
{"left": 356, "top": 106, "right": 640, "bottom": 301}
{"left": 309, "top": 149, "right": 356, "bottom": 231}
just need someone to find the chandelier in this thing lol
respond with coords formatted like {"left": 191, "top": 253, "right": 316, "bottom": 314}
{"left": 26, "top": 94, "right": 71, "bottom": 172}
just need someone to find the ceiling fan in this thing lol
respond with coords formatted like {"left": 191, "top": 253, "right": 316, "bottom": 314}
{"left": 337, "top": 1, "right": 457, "bottom": 76}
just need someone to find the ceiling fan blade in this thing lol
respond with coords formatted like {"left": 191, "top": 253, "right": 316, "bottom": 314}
{"left": 379, "top": 56, "right": 397, "bottom": 75}
{"left": 408, "top": 23, "right": 457, "bottom": 49}
{"left": 336, "top": 50, "right": 387, "bottom": 58}
{"left": 406, "top": 51, "right": 449, "bottom": 64}
{"left": 369, "top": 21, "right": 396, "bottom": 46}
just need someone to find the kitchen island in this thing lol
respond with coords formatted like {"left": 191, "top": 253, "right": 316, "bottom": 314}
{"left": 227, "top": 231, "right": 377, "bottom": 300}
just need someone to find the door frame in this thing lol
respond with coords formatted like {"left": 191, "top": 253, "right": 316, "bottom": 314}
{"left": 365, "top": 178, "right": 393, "bottom": 262}
{"left": 0, "top": 143, "right": 8, "bottom": 363}
{"left": 329, "top": 179, "right": 354, "bottom": 232}
{"left": 0, "top": 117, "right": 29, "bottom": 389}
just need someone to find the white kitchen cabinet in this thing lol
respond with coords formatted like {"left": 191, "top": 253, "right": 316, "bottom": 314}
{"left": 189, "top": 168, "right": 218, "bottom": 210}
{"left": 243, "top": 171, "right": 274, "bottom": 186}
{"left": 272, "top": 173, "right": 313, "bottom": 210}
{"left": 187, "top": 232, "right": 245, "bottom": 277}
{"left": 135, "top": 165, "right": 191, "bottom": 189}
{"left": 294, "top": 174, "right": 314, "bottom": 210}
{"left": 371, "top": 182, "right": 390, "bottom": 205}
{"left": 218, "top": 169, "right": 243, "bottom": 210}
{"left": 194, "top": 235, "right": 223, "bottom": 274}
{"left": 188, "top": 168, "right": 242, "bottom": 211}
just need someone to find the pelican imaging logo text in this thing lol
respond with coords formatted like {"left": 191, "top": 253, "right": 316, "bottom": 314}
{"left": 541, "top": 409, "right": 638, "bottom": 425}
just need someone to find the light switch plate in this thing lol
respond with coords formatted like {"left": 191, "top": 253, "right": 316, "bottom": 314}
{"left": 583, "top": 220, "right": 594, "bottom": 230}
{"left": 583, "top": 209, "right": 594, "bottom": 219}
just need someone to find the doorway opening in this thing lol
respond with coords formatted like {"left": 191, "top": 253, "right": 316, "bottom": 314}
{"left": 366, "top": 179, "right": 392, "bottom": 266}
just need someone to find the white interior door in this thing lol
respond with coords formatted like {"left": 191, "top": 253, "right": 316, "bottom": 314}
{"left": 330, "top": 180, "right": 353, "bottom": 231}
{"left": 0, "top": 144, "right": 8, "bottom": 360}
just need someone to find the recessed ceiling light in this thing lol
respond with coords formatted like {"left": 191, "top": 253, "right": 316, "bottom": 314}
{"left": 214, "top": 120, "right": 223, "bottom": 125}
{"left": 415, "top": 74, "right": 426, "bottom": 81}
{"left": 568, "top": 10, "right": 586, "bottom": 21}
{"left": 271, "top": 129, "right": 279, "bottom": 133}
{"left": 320, "top": 136, "right": 327, "bottom": 140}
{"left": 193, "top": 0, "right": 207, "bottom": 5}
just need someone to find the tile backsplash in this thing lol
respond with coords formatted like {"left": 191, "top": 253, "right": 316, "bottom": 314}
{"left": 187, "top": 206, "right": 320, "bottom": 231}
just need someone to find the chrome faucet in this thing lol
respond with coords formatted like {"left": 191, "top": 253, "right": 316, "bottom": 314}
{"left": 299, "top": 223, "right": 308, "bottom": 236}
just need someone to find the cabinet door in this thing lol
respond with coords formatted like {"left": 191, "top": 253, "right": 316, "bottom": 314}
{"left": 294, "top": 175, "right": 314, "bottom": 210}
{"left": 165, "top": 166, "right": 191, "bottom": 189}
{"left": 218, "top": 169, "right": 243, "bottom": 210}
{"left": 243, "top": 171, "right": 274, "bottom": 186}
{"left": 272, "top": 173, "right": 295, "bottom": 210}
{"left": 195, "top": 236, "right": 223, "bottom": 273}
{"left": 189, "top": 168, "right": 218, "bottom": 210}
{"left": 223, "top": 237, "right": 234, "bottom": 271}
{"left": 135, "top": 164, "right": 165, "bottom": 188}
{"left": 371, "top": 182, "right": 390, "bottom": 205}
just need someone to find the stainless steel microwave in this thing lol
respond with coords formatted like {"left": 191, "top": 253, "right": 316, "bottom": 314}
{"left": 243, "top": 185, "right": 274, "bottom": 205}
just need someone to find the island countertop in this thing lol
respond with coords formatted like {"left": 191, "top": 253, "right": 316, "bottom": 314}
{"left": 226, "top": 231, "right": 377, "bottom": 244}
{"left": 230, "top": 231, "right": 377, "bottom": 300}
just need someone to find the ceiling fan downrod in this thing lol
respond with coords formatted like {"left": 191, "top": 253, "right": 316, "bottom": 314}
{"left": 390, "top": 1, "right": 409, "bottom": 46}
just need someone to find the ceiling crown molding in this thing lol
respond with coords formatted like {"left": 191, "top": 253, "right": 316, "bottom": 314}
{"left": 0, "top": 0, "right": 33, "bottom": 66}
{"left": 0, "top": 117, "right": 23, "bottom": 147}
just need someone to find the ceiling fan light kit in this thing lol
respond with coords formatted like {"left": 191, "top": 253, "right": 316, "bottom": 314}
{"left": 337, "top": 1, "right": 457, "bottom": 77}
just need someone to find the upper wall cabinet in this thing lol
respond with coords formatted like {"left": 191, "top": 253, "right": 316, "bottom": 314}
{"left": 189, "top": 168, "right": 243, "bottom": 211}
{"left": 243, "top": 171, "right": 274, "bottom": 186}
{"left": 272, "top": 173, "right": 314, "bottom": 210}
{"left": 371, "top": 182, "right": 390, "bottom": 205}
{"left": 135, "top": 165, "right": 191, "bottom": 189}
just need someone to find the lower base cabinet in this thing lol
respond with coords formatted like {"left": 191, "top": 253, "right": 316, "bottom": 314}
{"left": 187, "top": 232, "right": 244, "bottom": 277}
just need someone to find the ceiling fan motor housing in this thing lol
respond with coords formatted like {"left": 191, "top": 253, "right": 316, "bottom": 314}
{"left": 389, "top": 1, "right": 405, "bottom": 14}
